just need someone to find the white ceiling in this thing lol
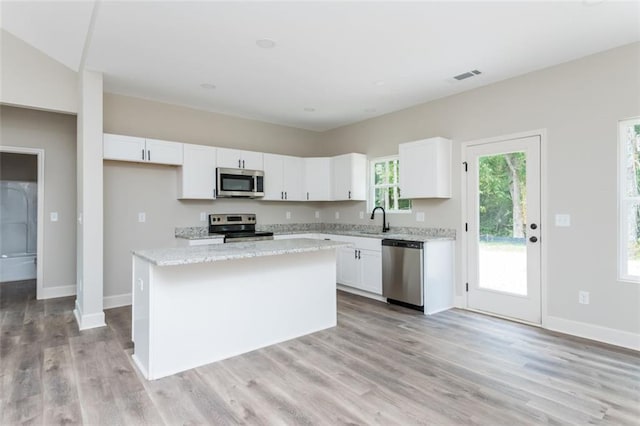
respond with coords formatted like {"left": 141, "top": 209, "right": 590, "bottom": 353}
{"left": 2, "top": 1, "right": 639, "bottom": 131}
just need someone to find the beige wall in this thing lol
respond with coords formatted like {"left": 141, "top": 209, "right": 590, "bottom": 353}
{"left": 0, "top": 105, "right": 77, "bottom": 289}
{"left": 103, "top": 94, "right": 324, "bottom": 297}
{"left": 0, "top": 30, "right": 78, "bottom": 114}
{"left": 319, "top": 42, "right": 640, "bottom": 335}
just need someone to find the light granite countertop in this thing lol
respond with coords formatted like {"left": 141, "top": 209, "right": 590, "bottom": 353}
{"left": 175, "top": 224, "right": 455, "bottom": 243}
{"left": 134, "top": 238, "right": 351, "bottom": 266}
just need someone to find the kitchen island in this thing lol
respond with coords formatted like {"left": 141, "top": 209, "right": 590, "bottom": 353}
{"left": 131, "top": 238, "right": 349, "bottom": 380}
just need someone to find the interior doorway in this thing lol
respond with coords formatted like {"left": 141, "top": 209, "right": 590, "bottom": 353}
{"left": 463, "top": 134, "right": 542, "bottom": 324}
{"left": 0, "top": 147, "right": 44, "bottom": 299}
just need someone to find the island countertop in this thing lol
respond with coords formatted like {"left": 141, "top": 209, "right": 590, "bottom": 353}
{"left": 133, "top": 238, "right": 351, "bottom": 266}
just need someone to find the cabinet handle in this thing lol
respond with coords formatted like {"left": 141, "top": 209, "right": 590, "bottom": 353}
{"left": 354, "top": 250, "right": 358, "bottom": 259}
{"left": 285, "top": 192, "right": 287, "bottom": 200}
{"left": 348, "top": 190, "right": 351, "bottom": 199}
{"left": 281, "top": 191, "right": 284, "bottom": 200}
{"left": 147, "top": 150, "right": 151, "bottom": 161}
{"left": 238, "top": 159, "right": 241, "bottom": 168}
{"left": 307, "top": 192, "right": 309, "bottom": 200}
{"left": 357, "top": 250, "right": 361, "bottom": 259}
{"left": 242, "top": 160, "right": 245, "bottom": 168}
{"left": 142, "top": 149, "right": 145, "bottom": 160}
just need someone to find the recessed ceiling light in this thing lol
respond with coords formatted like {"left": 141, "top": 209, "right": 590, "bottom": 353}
{"left": 200, "top": 83, "right": 216, "bottom": 90}
{"left": 256, "top": 39, "right": 276, "bottom": 49}
{"left": 373, "top": 80, "right": 385, "bottom": 86}
{"left": 303, "top": 107, "right": 316, "bottom": 112}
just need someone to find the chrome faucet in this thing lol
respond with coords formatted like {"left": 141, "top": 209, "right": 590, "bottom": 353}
{"left": 370, "top": 206, "right": 390, "bottom": 232}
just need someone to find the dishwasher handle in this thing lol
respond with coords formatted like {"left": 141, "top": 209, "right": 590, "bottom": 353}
{"left": 382, "top": 239, "right": 424, "bottom": 249}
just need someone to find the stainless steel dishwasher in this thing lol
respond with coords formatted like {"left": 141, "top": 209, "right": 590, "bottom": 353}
{"left": 382, "top": 239, "right": 424, "bottom": 310}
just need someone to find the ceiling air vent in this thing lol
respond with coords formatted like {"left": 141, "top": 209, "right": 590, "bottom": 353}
{"left": 454, "top": 70, "right": 482, "bottom": 81}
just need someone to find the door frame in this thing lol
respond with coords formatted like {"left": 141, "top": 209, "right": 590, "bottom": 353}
{"left": 460, "top": 129, "right": 548, "bottom": 327}
{"left": 0, "top": 145, "right": 45, "bottom": 300}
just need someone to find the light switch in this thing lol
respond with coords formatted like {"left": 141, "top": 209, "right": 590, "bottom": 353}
{"left": 138, "top": 212, "right": 146, "bottom": 223}
{"left": 286, "top": 211, "right": 291, "bottom": 219}
{"left": 315, "top": 211, "right": 320, "bottom": 219}
{"left": 416, "top": 212, "right": 425, "bottom": 222}
{"left": 335, "top": 211, "right": 340, "bottom": 220}
{"left": 50, "top": 212, "right": 58, "bottom": 222}
{"left": 359, "top": 211, "right": 364, "bottom": 219}
{"left": 555, "top": 214, "right": 571, "bottom": 227}
{"left": 199, "top": 212, "right": 207, "bottom": 222}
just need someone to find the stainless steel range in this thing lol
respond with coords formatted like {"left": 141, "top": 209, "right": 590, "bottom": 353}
{"left": 208, "top": 214, "right": 274, "bottom": 243}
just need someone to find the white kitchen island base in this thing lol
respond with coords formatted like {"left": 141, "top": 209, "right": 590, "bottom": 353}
{"left": 132, "top": 242, "right": 341, "bottom": 380}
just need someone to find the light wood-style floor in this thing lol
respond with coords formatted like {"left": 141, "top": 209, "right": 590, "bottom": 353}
{"left": 1, "top": 280, "right": 639, "bottom": 425}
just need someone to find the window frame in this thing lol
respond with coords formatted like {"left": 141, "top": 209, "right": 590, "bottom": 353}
{"left": 619, "top": 117, "right": 640, "bottom": 283}
{"left": 369, "top": 155, "right": 412, "bottom": 214}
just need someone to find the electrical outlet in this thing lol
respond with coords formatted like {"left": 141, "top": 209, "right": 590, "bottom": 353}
{"left": 138, "top": 212, "right": 146, "bottom": 223}
{"left": 335, "top": 211, "right": 340, "bottom": 220}
{"left": 359, "top": 211, "right": 364, "bottom": 219}
{"left": 200, "top": 212, "right": 207, "bottom": 222}
{"left": 555, "top": 214, "right": 571, "bottom": 227}
{"left": 315, "top": 211, "right": 320, "bottom": 219}
{"left": 286, "top": 211, "right": 291, "bottom": 219}
{"left": 416, "top": 212, "right": 425, "bottom": 222}
{"left": 50, "top": 212, "right": 58, "bottom": 222}
{"left": 579, "top": 291, "right": 589, "bottom": 305}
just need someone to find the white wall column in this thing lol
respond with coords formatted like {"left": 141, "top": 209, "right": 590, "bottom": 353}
{"left": 74, "top": 69, "right": 105, "bottom": 330}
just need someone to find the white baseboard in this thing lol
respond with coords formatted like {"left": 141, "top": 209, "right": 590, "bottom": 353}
{"left": 337, "top": 284, "right": 386, "bottom": 302}
{"left": 73, "top": 300, "right": 106, "bottom": 330}
{"left": 40, "top": 284, "right": 76, "bottom": 299}
{"left": 104, "top": 293, "right": 132, "bottom": 309}
{"left": 544, "top": 315, "right": 640, "bottom": 351}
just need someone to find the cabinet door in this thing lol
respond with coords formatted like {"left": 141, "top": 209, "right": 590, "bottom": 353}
{"left": 216, "top": 148, "right": 243, "bottom": 168}
{"left": 241, "top": 150, "right": 264, "bottom": 170}
{"left": 337, "top": 247, "right": 358, "bottom": 286}
{"left": 358, "top": 249, "right": 382, "bottom": 294}
{"left": 303, "top": 158, "right": 331, "bottom": 201}
{"left": 103, "top": 133, "right": 146, "bottom": 162}
{"left": 282, "top": 155, "right": 304, "bottom": 201}
{"left": 178, "top": 144, "right": 216, "bottom": 199}
{"left": 263, "top": 154, "right": 285, "bottom": 200}
{"left": 145, "top": 139, "right": 184, "bottom": 165}
{"left": 331, "top": 153, "right": 367, "bottom": 201}
{"left": 399, "top": 137, "right": 451, "bottom": 198}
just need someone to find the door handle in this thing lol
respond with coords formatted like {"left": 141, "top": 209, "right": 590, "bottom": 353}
{"left": 529, "top": 236, "right": 538, "bottom": 243}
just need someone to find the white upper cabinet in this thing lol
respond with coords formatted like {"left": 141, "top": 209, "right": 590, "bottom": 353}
{"left": 103, "top": 134, "right": 146, "bottom": 162}
{"left": 217, "top": 148, "right": 264, "bottom": 170}
{"left": 331, "top": 153, "right": 367, "bottom": 201}
{"left": 398, "top": 137, "right": 451, "bottom": 198}
{"left": 263, "top": 154, "right": 304, "bottom": 201}
{"left": 303, "top": 157, "right": 332, "bottom": 201}
{"left": 145, "top": 138, "right": 184, "bottom": 165}
{"left": 103, "top": 133, "right": 183, "bottom": 165}
{"left": 178, "top": 144, "right": 216, "bottom": 199}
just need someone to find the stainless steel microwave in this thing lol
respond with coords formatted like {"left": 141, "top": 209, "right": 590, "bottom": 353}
{"left": 216, "top": 167, "right": 264, "bottom": 198}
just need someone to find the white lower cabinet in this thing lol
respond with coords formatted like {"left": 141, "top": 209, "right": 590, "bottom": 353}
{"left": 336, "top": 246, "right": 382, "bottom": 295}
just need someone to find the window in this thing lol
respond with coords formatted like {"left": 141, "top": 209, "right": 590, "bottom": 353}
{"left": 619, "top": 117, "right": 640, "bottom": 281}
{"left": 370, "top": 157, "right": 411, "bottom": 212}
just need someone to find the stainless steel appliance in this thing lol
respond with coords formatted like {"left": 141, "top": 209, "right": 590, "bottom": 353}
{"left": 382, "top": 239, "right": 424, "bottom": 311}
{"left": 216, "top": 168, "right": 264, "bottom": 198}
{"left": 208, "top": 213, "right": 274, "bottom": 242}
